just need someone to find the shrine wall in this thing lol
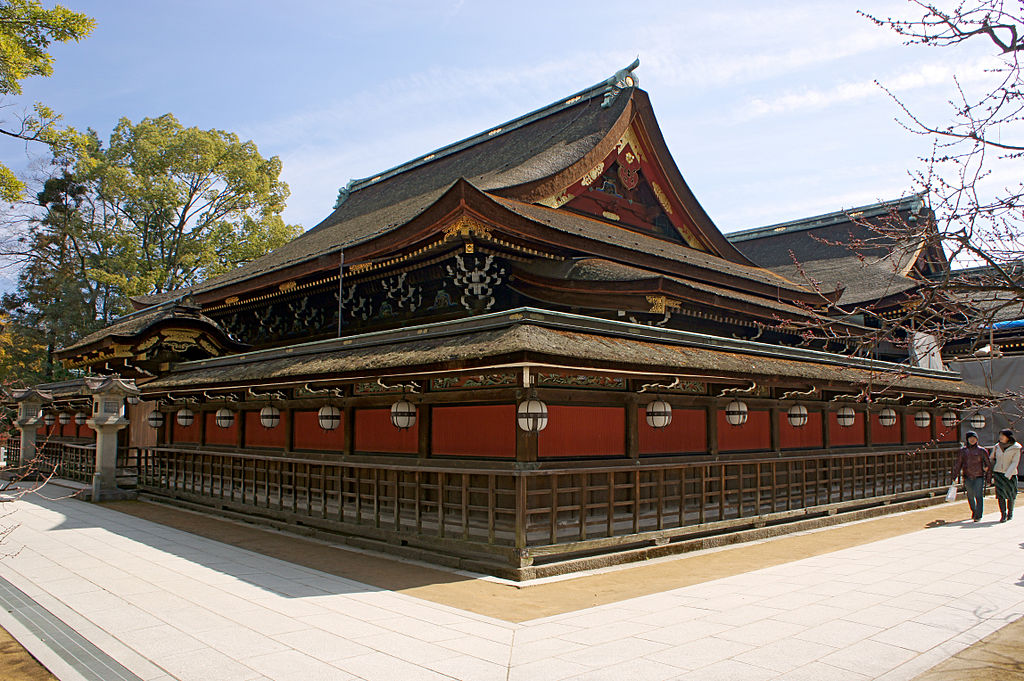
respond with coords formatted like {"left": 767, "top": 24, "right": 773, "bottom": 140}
{"left": 144, "top": 397, "right": 959, "bottom": 462}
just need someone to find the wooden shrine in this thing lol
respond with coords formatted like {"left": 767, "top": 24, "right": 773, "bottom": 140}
{"left": 20, "top": 62, "right": 992, "bottom": 578}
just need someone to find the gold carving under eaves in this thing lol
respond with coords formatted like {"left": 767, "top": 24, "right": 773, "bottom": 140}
{"left": 579, "top": 162, "right": 605, "bottom": 187}
{"left": 541, "top": 191, "right": 574, "bottom": 209}
{"left": 161, "top": 329, "right": 201, "bottom": 344}
{"left": 649, "top": 181, "right": 674, "bottom": 215}
{"left": 646, "top": 295, "right": 682, "bottom": 315}
{"left": 615, "top": 126, "right": 647, "bottom": 163}
{"left": 443, "top": 215, "right": 492, "bottom": 241}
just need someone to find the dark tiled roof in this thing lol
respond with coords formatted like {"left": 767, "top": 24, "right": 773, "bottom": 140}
{"left": 133, "top": 82, "right": 633, "bottom": 307}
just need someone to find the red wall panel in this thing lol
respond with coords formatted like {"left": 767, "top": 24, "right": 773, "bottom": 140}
{"left": 905, "top": 413, "right": 933, "bottom": 444}
{"left": 172, "top": 415, "right": 200, "bottom": 444}
{"left": 717, "top": 409, "right": 771, "bottom": 452}
{"left": 828, "top": 411, "right": 865, "bottom": 447}
{"left": 539, "top": 406, "right": 625, "bottom": 458}
{"left": 293, "top": 410, "right": 345, "bottom": 451}
{"left": 204, "top": 412, "right": 237, "bottom": 446}
{"left": 244, "top": 411, "right": 288, "bottom": 448}
{"left": 638, "top": 407, "right": 706, "bottom": 455}
{"left": 354, "top": 408, "right": 418, "bottom": 454}
{"left": 38, "top": 422, "right": 61, "bottom": 438}
{"left": 936, "top": 422, "right": 959, "bottom": 443}
{"left": 779, "top": 411, "right": 824, "bottom": 450}
{"left": 432, "top": 405, "right": 515, "bottom": 458}
{"left": 870, "top": 412, "right": 901, "bottom": 445}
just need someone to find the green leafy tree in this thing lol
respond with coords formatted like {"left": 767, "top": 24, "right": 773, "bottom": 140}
{"left": 0, "top": 115, "right": 302, "bottom": 385}
{"left": 77, "top": 114, "right": 301, "bottom": 296}
{"left": 0, "top": 0, "right": 94, "bottom": 201}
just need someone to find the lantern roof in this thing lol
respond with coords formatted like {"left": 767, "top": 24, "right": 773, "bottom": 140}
{"left": 84, "top": 376, "right": 141, "bottom": 397}
{"left": 9, "top": 387, "right": 54, "bottom": 403}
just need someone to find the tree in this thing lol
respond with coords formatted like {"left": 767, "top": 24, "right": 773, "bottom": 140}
{"left": 779, "top": 3, "right": 1024, "bottom": 355}
{"left": 0, "top": 0, "right": 94, "bottom": 201}
{"left": 772, "top": 2, "right": 1024, "bottom": 434}
{"left": 0, "top": 173, "right": 114, "bottom": 382}
{"left": 75, "top": 114, "right": 301, "bottom": 296}
{"left": 0, "top": 115, "right": 302, "bottom": 385}
{"left": 859, "top": 1, "right": 1024, "bottom": 325}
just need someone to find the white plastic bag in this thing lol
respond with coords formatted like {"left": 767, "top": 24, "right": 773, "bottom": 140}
{"left": 945, "top": 484, "right": 957, "bottom": 503}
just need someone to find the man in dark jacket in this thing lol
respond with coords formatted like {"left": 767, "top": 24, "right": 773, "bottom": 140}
{"left": 952, "top": 431, "right": 992, "bottom": 522}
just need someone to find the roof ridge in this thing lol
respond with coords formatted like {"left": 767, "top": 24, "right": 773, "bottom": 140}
{"left": 333, "top": 59, "right": 642, "bottom": 206}
{"left": 727, "top": 193, "right": 926, "bottom": 242}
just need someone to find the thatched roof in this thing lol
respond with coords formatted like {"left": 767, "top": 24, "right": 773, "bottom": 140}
{"left": 142, "top": 308, "right": 989, "bottom": 398}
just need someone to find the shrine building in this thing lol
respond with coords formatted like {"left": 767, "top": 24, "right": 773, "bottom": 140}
{"left": 10, "top": 62, "right": 991, "bottom": 579}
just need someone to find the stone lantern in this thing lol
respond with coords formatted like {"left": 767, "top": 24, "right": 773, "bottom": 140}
{"left": 9, "top": 387, "right": 52, "bottom": 469}
{"left": 84, "top": 376, "right": 139, "bottom": 501}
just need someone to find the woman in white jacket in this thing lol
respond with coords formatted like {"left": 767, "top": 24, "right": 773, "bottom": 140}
{"left": 992, "top": 429, "right": 1021, "bottom": 523}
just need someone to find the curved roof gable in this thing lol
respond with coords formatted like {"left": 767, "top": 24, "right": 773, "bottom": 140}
{"left": 133, "top": 70, "right": 635, "bottom": 307}
{"left": 133, "top": 62, "right": 783, "bottom": 309}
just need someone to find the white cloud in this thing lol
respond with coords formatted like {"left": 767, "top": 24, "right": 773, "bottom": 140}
{"left": 740, "top": 55, "right": 1003, "bottom": 119}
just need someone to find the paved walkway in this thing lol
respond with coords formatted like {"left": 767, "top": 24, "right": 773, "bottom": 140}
{"left": 0, "top": 490, "right": 1022, "bottom": 681}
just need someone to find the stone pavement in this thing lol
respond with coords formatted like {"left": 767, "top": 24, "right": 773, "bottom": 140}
{"left": 0, "top": 490, "right": 1022, "bottom": 681}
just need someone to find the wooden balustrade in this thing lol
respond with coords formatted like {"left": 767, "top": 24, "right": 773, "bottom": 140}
{"left": 3, "top": 438, "right": 20, "bottom": 468}
{"left": 37, "top": 441, "right": 97, "bottom": 483}
{"left": 135, "top": 445, "right": 958, "bottom": 570}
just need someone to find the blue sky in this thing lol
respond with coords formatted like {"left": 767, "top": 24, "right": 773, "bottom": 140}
{"left": 5, "top": 1, "right": 1001, "bottom": 234}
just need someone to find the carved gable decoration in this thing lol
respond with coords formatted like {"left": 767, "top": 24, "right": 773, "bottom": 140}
{"left": 56, "top": 301, "right": 248, "bottom": 376}
{"left": 538, "top": 123, "right": 706, "bottom": 251}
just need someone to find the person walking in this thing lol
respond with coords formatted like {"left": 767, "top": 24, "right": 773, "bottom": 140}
{"left": 952, "top": 431, "right": 992, "bottom": 522}
{"left": 992, "top": 429, "right": 1021, "bottom": 523}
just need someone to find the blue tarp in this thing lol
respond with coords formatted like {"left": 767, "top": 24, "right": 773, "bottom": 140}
{"left": 992, "top": 319, "right": 1024, "bottom": 331}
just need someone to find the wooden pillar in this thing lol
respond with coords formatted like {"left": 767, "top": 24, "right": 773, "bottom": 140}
{"left": 626, "top": 395, "right": 639, "bottom": 460}
{"left": 516, "top": 424, "right": 538, "bottom": 463}
{"left": 770, "top": 407, "right": 782, "bottom": 453}
{"left": 343, "top": 405, "right": 355, "bottom": 456}
{"left": 418, "top": 404, "right": 431, "bottom": 460}
{"left": 199, "top": 408, "right": 208, "bottom": 447}
{"left": 284, "top": 407, "right": 295, "bottom": 453}
{"left": 864, "top": 407, "right": 873, "bottom": 448}
{"left": 707, "top": 403, "right": 719, "bottom": 457}
{"left": 899, "top": 408, "right": 908, "bottom": 446}
{"left": 236, "top": 408, "right": 246, "bottom": 450}
{"left": 822, "top": 407, "right": 831, "bottom": 451}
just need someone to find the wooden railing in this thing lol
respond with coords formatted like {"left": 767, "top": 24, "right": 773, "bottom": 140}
{"left": 2, "top": 437, "right": 20, "bottom": 468}
{"left": 38, "top": 441, "right": 97, "bottom": 484}
{"left": 135, "top": 446, "right": 958, "bottom": 570}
